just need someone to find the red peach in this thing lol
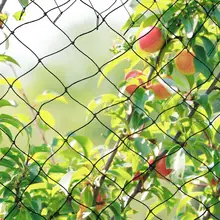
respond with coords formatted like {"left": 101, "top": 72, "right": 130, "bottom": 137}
{"left": 125, "top": 70, "right": 144, "bottom": 95}
{"left": 211, "top": 177, "right": 220, "bottom": 186}
{"left": 138, "top": 26, "right": 165, "bottom": 53}
{"left": 149, "top": 156, "right": 173, "bottom": 178}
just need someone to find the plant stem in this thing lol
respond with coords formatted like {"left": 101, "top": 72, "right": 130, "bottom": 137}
{"left": 9, "top": 64, "right": 56, "bottom": 164}
{"left": 92, "top": 136, "right": 124, "bottom": 206}
{"left": 122, "top": 72, "right": 220, "bottom": 211}
{"left": 92, "top": 105, "right": 135, "bottom": 206}
{"left": 146, "top": 38, "right": 171, "bottom": 82}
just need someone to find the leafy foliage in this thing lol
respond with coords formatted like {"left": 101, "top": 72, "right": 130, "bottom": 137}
{"left": 0, "top": 0, "right": 219, "bottom": 219}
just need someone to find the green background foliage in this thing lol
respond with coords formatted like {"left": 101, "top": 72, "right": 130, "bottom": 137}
{"left": 0, "top": 0, "right": 219, "bottom": 219}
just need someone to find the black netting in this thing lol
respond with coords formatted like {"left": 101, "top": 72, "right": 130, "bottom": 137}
{"left": 0, "top": 0, "right": 219, "bottom": 219}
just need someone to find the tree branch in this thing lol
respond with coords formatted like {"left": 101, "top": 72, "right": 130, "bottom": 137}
{"left": 122, "top": 71, "right": 220, "bottom": 211}
{"left": 92, "top": 137, "right": 122, "bottom": 206}
{"left": 0, "top": 0, "right": 7, "bottom": 12}
{"left": 92, "top": 99, "right": 137, "bottom": 206}
{"left": 147, "top": 38, "right": 171, "bottom": 82}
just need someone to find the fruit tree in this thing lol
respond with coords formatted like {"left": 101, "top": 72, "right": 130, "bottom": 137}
{"left": 0, "top": 0, "right": 219, "bottom": 220}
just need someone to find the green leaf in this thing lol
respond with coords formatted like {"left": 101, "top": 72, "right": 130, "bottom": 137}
{"left": 0, "top": 171, "right": 11, "bottom": 182}
{"left": 212, "top": 4, "right": 220, "bottom": 25}
{"left": 35, "top": 90, "right": 68, "bottom": 104}
{"left": 141, "top": 14, "right": 158, "bottom": 28}
{"left": 0, "top": 114, "right": 23, "bottom": 129}
{"left": 0, "top": 99, "right": 17, "bottom": 108}
{"left": 98, "top": 52, "right": 130, "bottom": 87}
{"left": 196, "top": 94, "right": 212, "bottom": 118}
{"left": 193, "top": 45, "right": 210, "bottom": 78}
{"left": 82, "top": 186, "right": 93, "bottom": 207}
{"left": 133, "top": 137, "right": 150, "bottom": 157}
{"left": 109, "top": 202, "right": 121, "bottom": 220}
{"left": 0, "top": 147, "right": 25, "bottom": 167}
{"left": 30, "top": 144, "right": 50, "bottom": 155}
{"left": 18, "top": 0, "right": 29, "bottom": 7}
{"left": 0, "top": 123, "right": 13, "bottom": 140}
{"left": 176, "top": 192, "right": 203, "bottom": 214}
{"left": 13, "top": 11, "right": 26, "bottom": 21}
{"left": 193, "top": 45, "right": 207, "bottom": 63}
{"left": 113, "top": 168, "right": 132, "bottom": 181}
{"left": 16, "top": 208, "right": 32, "bottom": 220}
{"left": 6, "top": 206, "right": 19, "bottom": 220}
{"left": 147, "top": 203, "right": 167, "bottom": 220}
{"left": 0, "top": 158, "right": 16, "bottom": 169}
{"left": 200, "top": 36, "right": 216, "bottom": 58}
{"left": 132, "top": 87, "right": 147, "bottom": 113}
{"left": 172, "top": 69, "right": 190, "bottom": 92}
{"left": 0, "top": 77, "right": 22, "bottom": 89}
{"left": 213, "top": 150, "right": 220, "bottom": 177}
{"left": 87, "top": 94, "right": 117, "bottom": 113}
{"left": 59, "top": 203, "right": 74, "bottom": 215}
{"left": 183, "top": 15, "right": 198, "bottom": 38}
{"left": 0, "top": 54, "right": 20, "bottom": 66}
{"left": 48, "top": 165, "right": 66, "bottom": 174}
{"left": 26, "top": 182, "right": 52, "bottom": 192}
{"left": 70, "top": 136, "right": 93, "bottom": 158}
{"left": 121, "top": 12, "right": 146, "bottom": 32}
{"left": 39, "top": 110, "right": 55, "bottom": 127}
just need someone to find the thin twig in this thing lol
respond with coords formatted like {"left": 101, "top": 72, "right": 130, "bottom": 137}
{"left": 92, "top": 136, "right": 124, "bottom": 206}
{"left": 9, "top": 64, "right": 56, "bottom": 164}
{"left": 122, "top": 72, "right": 220, "bottom": 211}
{"left": 147, "top": 38, "right": 171, "bottom": 82}
{"left": 92, "top": 104, "right": 135, "bottom": 206}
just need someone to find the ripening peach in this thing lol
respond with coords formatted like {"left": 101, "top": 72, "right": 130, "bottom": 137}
{"left": 149, "top": 156, "right": 173, "bottom": 178}
{"left": 125, "top": 70, "right": 144, "bottom": 94}
{"left": 147, "top": 83, "right": 171, "bottom": 100}
{"left": 96, "top": 192, "right": 106, "bottom": 211}
{"left": 211, "top": 177, "right": 220, "bottom": 186}
{"left": 138, "top": 26, "right": 165, "bottom": 53}
{"left": 175, "top": 49, "right": 196, "bottom": 75}
{"left": 156, "top": 157, "right": 173, "bottom": 177}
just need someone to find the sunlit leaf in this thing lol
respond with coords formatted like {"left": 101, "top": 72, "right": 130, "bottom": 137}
{"left": 13, "top": 11, "right": 26, "bottom": 21}
{"left": 0, "top": 54, "right": 20, "bottom": 66}
{"left": 26, "top": 183, "right": 52, "bottom": 192}
{"left": 0, "top": 99, "right": 17, "bottom": 108}
{"left": 176, "top": 192, "right": 203, "bottom": 214}
{"left": 35, "top": 90, "right": 68, "bottom": 104}
{"left": 98, "top": 52, "right": 131, "bottom": 87}
{"left": 0, "top": 77, "right": 22, "bottom": 89}
{"left": 39, "top": 110, "right": 55, "bottom": 127}
{"left": 69, "top": 136, "right": 93, "bottom": 158}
